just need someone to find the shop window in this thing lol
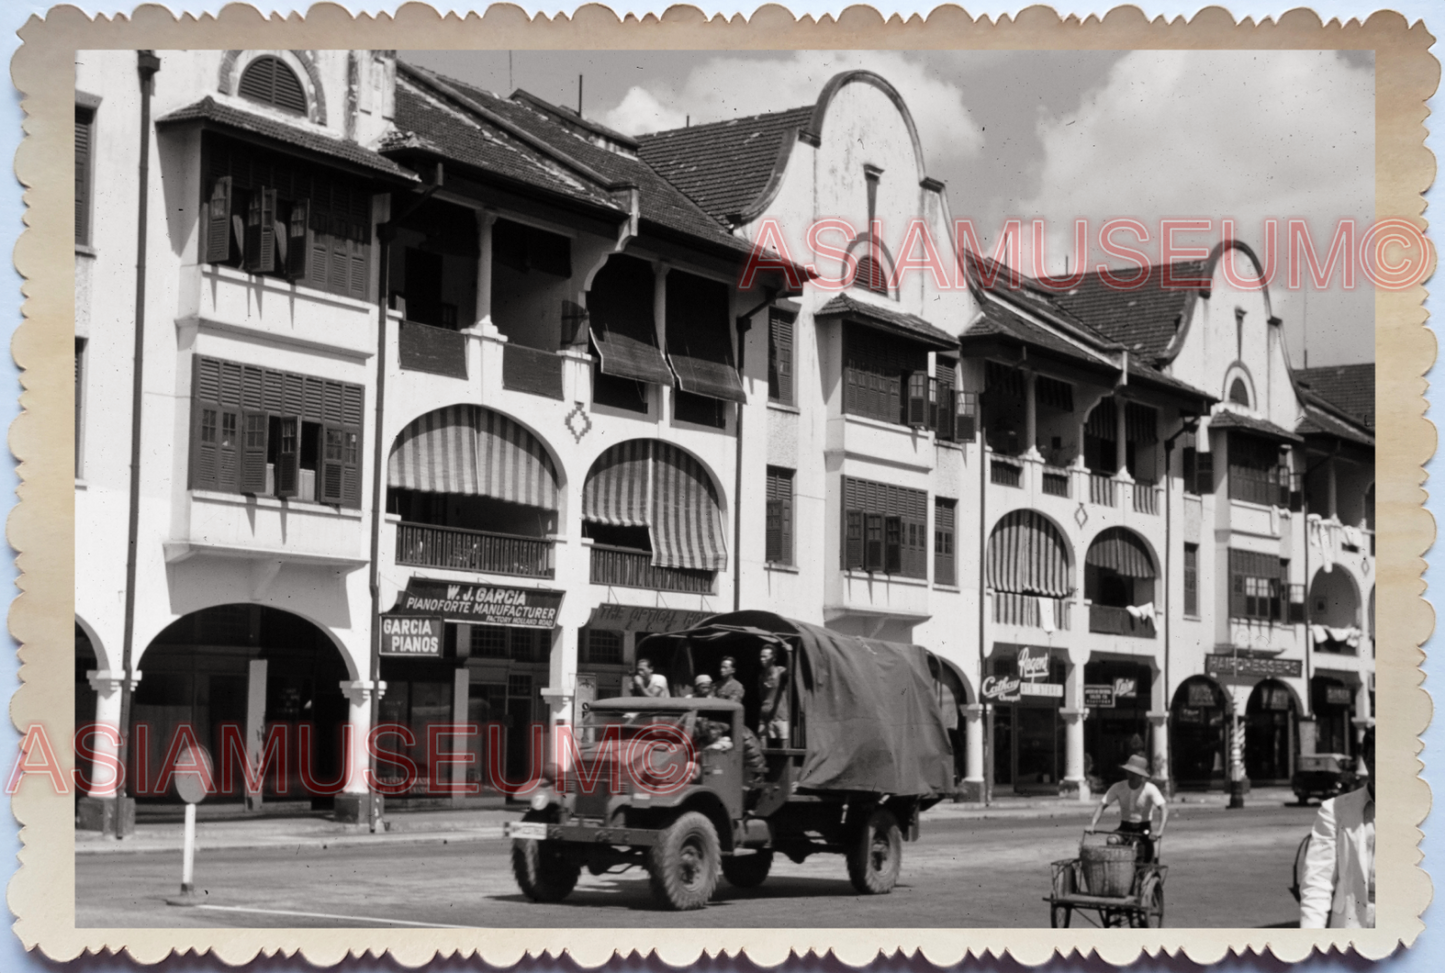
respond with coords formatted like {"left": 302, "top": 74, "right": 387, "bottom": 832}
{"left": 934, "top": 498, "right": 956, "bottom": 586}
{"left": 765, "top": 467, "right": 795, "bottom": 565}
{"left": 470, "top": 626, "right": 509, "bottom": 660}
{"left": 189, "top": 355, "right": 363, "bottom": 507}
{"left": 767, "top": 309, "right": 794, "bottom": 405}
{"left": 238, "top": 56, "right": 308, "bottom": 116}
{"left": 580, "top": 628, "right": 623, "bottom": 666}
{"left": 842, "top": 475, "right": 926, "bottom": 578}
{"left": 202, "top": 134, "right": 372, "bottom": 301}
{"left": 75, "top": 104, "right": 95, "bottom": 246}
{"left": 508, "top": 673, "right": 533, "bottom": 698}
{"left": 1183, "top": 543, "right": 1199, "bottom": 616}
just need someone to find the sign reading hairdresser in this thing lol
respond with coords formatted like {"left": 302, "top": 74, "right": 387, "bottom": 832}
{"left": 392, "top": 578, "right": 564, "bottom": 629}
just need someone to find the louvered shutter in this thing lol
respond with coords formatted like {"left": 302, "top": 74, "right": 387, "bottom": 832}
{"left": 348, "top": 236, "right": 369, "bottom": 301}
{"left": 238, "top": 411, "right": 269, "bottom": 494}
{"left": 885, "top": 516, "right": 903, "bottom": 573}
{"left": 205, "top": 176, "right": 234, "bottom": 264}
{"left": 75, "top": 107, "right": 92, "bottom": 245}
{"left": 937, "top": 387, "right": 955, "bottom": 440}
{"left": 1229, "top": 550, "right": 1247, "bottom": 618}
{"left": 955, "top": 391, "right": 977, "bottom": 442}
{"left": 320, "top": 425, "right": 346, "bottom": 504}
{"left": 274, "top": 416, "right": 300, "bottom": 497}
{"left": 1196, "top": 452, "right": 1216, "bottom": 495}
{"left": 216, "top": 410, "right": 240, "bottom": 493}
{"left": 307, "top": 207, "right": 330, "bottom": 291}
{"left": 768, "top": 312, "right": 794, "bottom": 404}
{"left": 244, "top": 188, "right": 277, "bottom": 273}
{"left": 340, "top": 426, "right": 361, "bottom": 508}
{"left": 286, "top": 199, "right": 310, "bottom": 280}
{"left": 865, "top": 513, "right": 885, "bottom": 571}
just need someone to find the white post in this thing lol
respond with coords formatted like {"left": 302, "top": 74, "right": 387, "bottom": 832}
{"left": 180, "top": 802, "right": 196, "bottom": 894}
{"left": 1062, "top": 662, "right": 1088, "bottom": 800}
{"left": 85, "top": 669, "right": 142, "bottom": 798}
{"left": 475, "top": 211, "right": 496, "bottom": 330}
{"left": 451, "top": 667, "right": 471, "bottom": 806}
{"left": 962, "top": 703, "right": 985, "bottom": 802}
{"left": 244, "top": 659, "right": 267, "bottom": 813}
{"left": 1148, "top": 711, "right": 1170, "bottom": 792}
{"left": 1023, "top": 371, "right": 1039, "bottom": 459}
{"left": 1115, "top": 397, "right": 1132, "bottom": 482}
{"left": 339, "top": 679, "right": 387, "bottom": 802}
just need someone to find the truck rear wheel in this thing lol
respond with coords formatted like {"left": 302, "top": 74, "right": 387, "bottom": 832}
{"left": 847, "top": 807, "right": 902, "bottom": 894}
{"left": 721, "top": 850, "right": 773, "bottom": 888}
{"left": 647, "top": 811, "right": 721, "bottom": 910}
{"left": 511, "top": 816, "right": 580, "bottom": 903}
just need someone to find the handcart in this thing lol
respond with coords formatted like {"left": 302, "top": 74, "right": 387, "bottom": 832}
{"left": 1044, "top": 830, "right": 1167, "bottom": 928}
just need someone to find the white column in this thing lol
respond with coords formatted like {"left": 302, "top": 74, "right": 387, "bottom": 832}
{"left": 1023, "top": 371, "right": 1039, "bottom": 459}
{"left": 339, "top": 679, "right": 387, "bottom": 795}
{"left": 1114, "top": 397, "right": 1132, "bottom": 482}
{"left": 1327, "top": 457, "right": 1339, "bottom": 519}
{"left": 962, "top": 703, "right": 985, "bottom": 802}
{"left": 474, "top": 211, "right": 497, "bottom": 332}
{"left": 85, "top": 670, "right": 141, "bottom": 798}
{"left": 653, "top": 262, "right": 670, "bottom": 415}
{"left": 1062, "top": 662, "right": 1088, "bottom": 800}
{"left": 1148, "top": 711, "right": 1170, "bottom": 791}
{"left": 244, "top": 660, "right": 268, "bottom": 812}
{"left": 451, "top": 667, "right": 471, "bottom": 805}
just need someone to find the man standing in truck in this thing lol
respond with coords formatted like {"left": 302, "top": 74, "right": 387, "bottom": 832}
{"left": 757, "top": 645, "right": 790, "bottom": 746}
{"left": 716, "top": 656, "right": 745, "bottom": 705}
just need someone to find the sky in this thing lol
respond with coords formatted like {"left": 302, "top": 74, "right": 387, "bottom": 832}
{"left": 402, "top": 48, "right": 1377, "bottom": 367}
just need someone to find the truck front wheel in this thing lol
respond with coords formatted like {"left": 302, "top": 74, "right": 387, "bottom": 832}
{"left": 847, "top": 807, "right": 902, "bottom": 894}
{"left": 647, "top": 811, "right": 721, "bottom": 910}
{"left": 512, "top": 818, "right": 581, "bottom": 903}
{"left": 721, "top": 850, "right": 774, "bottom": 888}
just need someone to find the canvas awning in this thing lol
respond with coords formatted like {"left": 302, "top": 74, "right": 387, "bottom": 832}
{"left": 1086, "top": 527, "right": 1155, "bottom": 578}
{"left": 665, "top": 272, "right": 745, "bottom": 403}
{"left": 590, "top": 319, "right": 672, "bottom": 386}
{"left": 388, "top": 405, "right": 559, "bottom": 509}
{"left": 582, "top": 440, "right": 727, "bottom": 571}
{"left": 987, "top": 510, "right": 1072, "bottom": 597}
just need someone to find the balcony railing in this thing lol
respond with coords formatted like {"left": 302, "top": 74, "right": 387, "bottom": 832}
{"left": 1089, "top": 603, "right": 1156, "bottom": 638}
{"left": 1041, "top": 469, "right": 1071, "bottom": 498}
{"left": 990, "top": 457, "right": 1023, "bottom": 488}
{"left": 993, "top": 591, "right": 1071, "bottom": 630}
{"left": 1089, "top": 473, "right": 1116, "bottom": 507}
{"left": 398, "top": 320, "right": 467, "bottom": 379}
{"left": 1133, "top": 482, "right": 1159, "bottom": 515}
{"left": 396, "top": 522, "right": 554, "bottom": 578}
{"left": 590, "top": 543, "right": 715, "bottom": 594}
{"left": 503, "top": 344, "right": 565, "bottom": 400}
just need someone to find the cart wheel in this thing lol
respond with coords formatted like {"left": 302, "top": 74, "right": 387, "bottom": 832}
{"left": 1138, "top": 877, "right": 1165, "bottom": 928}
{"left": 1050, "top": 904, "right": 1072, "bottom": 928}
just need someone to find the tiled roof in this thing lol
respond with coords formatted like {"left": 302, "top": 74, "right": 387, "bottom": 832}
{"left": 960, "top": 300, "right": 1116, "bottom": 369}
{"left": 1297, "top": 401, "right": 1374, "bottom": 447}
{"left": 1296, "top": 363, "right": 1375, "bottom": 429}
{"left": 400, "top": 64, "right": 753, "bottom": 257}
{"left": 1048, "top": 261, "right": 1209, "bottom": 361}
{"left": 1127, "top": 360, "right": 1215, "bottom": 405}
{"left": 156, "top": 97, "right": 418, "bottom": 181}
{"left": 815, "top": 293, "right": 957, "bottom": 350}
{"left": 637, "top": 107, "right": 815, "bottom": 225}
{"left": 387, "top": 77, "right": 620, "bottom": 212}
{"left": 1208, "top": 409, "right": 1304, "bottom": 443}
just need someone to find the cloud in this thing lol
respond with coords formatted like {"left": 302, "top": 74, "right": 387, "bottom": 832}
{"left": 598, "top": 50, "right": 985, "bottom": 169}
{"left": 1015, "top": 49, "right": 1374, "bottom": 274}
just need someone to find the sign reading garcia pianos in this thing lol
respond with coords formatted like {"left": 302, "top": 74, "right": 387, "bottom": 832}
{"left": 391, "top": 578, "right": 564, "bottom": 628}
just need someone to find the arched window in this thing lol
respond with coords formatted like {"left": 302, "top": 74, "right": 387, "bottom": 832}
{"left": 852, "top": 254, "right": 890, "bottom": 295}
{"left": 238, "top": 56, "right": 307, "bottom": 116}
{"left": 1228, "top": 377, "right": 1250, "bottom": 407}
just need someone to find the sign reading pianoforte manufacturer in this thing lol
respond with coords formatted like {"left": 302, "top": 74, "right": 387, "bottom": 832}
{"left": 392, "top": 578, "right": 563, "bottom": 628}
{"left": 380, "top": 615, "right": 443, "bottom": 657}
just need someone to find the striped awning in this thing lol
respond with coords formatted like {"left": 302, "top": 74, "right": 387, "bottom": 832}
{"left": 582, "top": 440, "right": 727, "bottom": 571}
{"left": 1086, "top": 527, "right": 1155, "bottom": 578}
{"left": 388, "top": 405, "right": 559, "bottom": 509}
{"left": 987, "top": 510, "right": 1071, "bottom": 597}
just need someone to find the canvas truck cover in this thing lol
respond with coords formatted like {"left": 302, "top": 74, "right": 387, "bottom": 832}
{"left": 641, "top": 610, "right": 955, "bottom": 798}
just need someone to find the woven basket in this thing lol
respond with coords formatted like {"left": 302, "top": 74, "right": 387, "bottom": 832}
{"left": 1080, "top": 843, "right": 1137, "bottom": 897}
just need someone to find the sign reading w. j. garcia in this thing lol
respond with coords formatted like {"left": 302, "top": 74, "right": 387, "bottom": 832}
{"left": 391, "top": 578, "right": 564, "bottom": 629}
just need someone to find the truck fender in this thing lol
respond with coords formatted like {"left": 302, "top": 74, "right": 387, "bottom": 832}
{"left": 674, "top": 790, "right": 736, "bottom": 852}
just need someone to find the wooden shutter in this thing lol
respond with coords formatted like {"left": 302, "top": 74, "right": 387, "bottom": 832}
{"left": 348, "top": 236, "right": 369, "bottom": 301}
{"left": 1196, "top": 451, "right": 1215, "bottom": 495}
{"left": 75, "top": 107, "right": 92, "bottom": 245}
{"left": 865, "top": 513, "right": 885, "bottom": 571}
{"left": 319, "top": 425, "right": 346, "bottom": 504}
{"left": 286, "top": 199, "right": 310, "bottom": 280}
{"left": 307, "top": 208, "right": 330, "bottom": 291}
{"left": 845, "top": 509, "right": 864, "bottom": 569}
{"left": 955, "top": 391, "right": 977, "bottom": 442}
{"left": 884, "top": 516, "right": 903, "bottom": 573}
{"left": 1277, "top": 465, "right": 1292, "bottom": 508}
{"left": 274, "top": 416, "right": 301, "bottom": 497}
{"left": 239, "top": 411, "right": 270, "bottom": 494}
{"left": 245, "top": 188, "right": 277, "bottom": 273}
{"left": 340, "top": 426, "right": 361, "bottom": 508}
{"left": 205, "top": 176, "right": 234, "bottom": 264}
{"left": 216, "top": 410, "right": 240, "bottom": 493}
{"left": 768, "top": 312, "right": 794, "bottom": 404}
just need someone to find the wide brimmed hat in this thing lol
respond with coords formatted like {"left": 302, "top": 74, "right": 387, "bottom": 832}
{"left": 1120, "top": 754, "right": 1151, "bottom": 777}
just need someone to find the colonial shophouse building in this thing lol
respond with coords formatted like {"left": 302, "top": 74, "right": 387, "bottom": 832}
{"left": 76, "top": 52, "right": 1373, "bottom": 828}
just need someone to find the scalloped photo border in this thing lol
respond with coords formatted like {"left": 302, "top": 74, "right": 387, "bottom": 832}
{"left": 8, "top": 3, "right": 1436, "bottom": 965}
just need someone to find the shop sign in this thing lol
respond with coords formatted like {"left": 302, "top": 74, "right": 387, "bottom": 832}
{"left": 1325, "top": 685, "right": 1354, "bottom": 706}
{"left": 1176, "top": 706, "right": 1204, "bottom": 724}
{"left": 985, "top": 645, "right": 1062, "bottom": 705}
{"left": 1263, "top": 686, "right": 1292, "bottom": 711}
{"left": 1113, "top": 677, "right": 1138, "bottom": 699}
{"left": 1085, "top": 684, "right": 1116, "bottom": 708}
{"left": 393, "top": 578, "right": 563, "bottom": 628}
{"left": 1016, "top": 645, "right": 1052, "bottom": 681}
{"left": 1205, "top": 654, "right": 1302, "bottom": 679}
{"left": 1187, "top": 682, "right": 1219, "bottom": 708}
{"left": 981, "top": 675, "right": 1022, "bottom": 703}
{"left": 586, "top": 604, "right": 714, "bottom": 633}
{"left": 380, "top": 615, "right": 442, "bottom": 657}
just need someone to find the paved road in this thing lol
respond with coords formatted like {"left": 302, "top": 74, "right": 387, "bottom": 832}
{"left": 76, "top": 802, "right": 1316, "bottom": 928}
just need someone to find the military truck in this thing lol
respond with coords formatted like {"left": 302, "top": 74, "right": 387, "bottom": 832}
{"left": 506, "top": 611, "right": 956, "bottom": 910}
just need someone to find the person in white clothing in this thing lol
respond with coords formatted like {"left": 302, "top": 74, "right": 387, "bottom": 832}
{"left": 631, "top": 658, "right": 670, "bottom": 698}
{"left": 1087, "top": 753, "right": 1169, "bottom": 862}
{"left": 1300, "top": 727, "right": 1375, "bottom": 928}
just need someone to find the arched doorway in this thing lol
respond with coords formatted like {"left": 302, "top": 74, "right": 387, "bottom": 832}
{"left": 1245, "top": 679, "right": 1298, "bottom": 783}
{"left": 75, "top": 623, "right": 99, "bottom": 795}
{"left": 135, "top": 605, "right": 350, "bottom": 807}
{"left": 927, "top": 653, "right": 975, "bottom": 785}
{"left": 1170, "top": 676, "right": 1230, "bottom": 789}
{"left": 1311, "top": 675, "right": 1357, "bottom": 756}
